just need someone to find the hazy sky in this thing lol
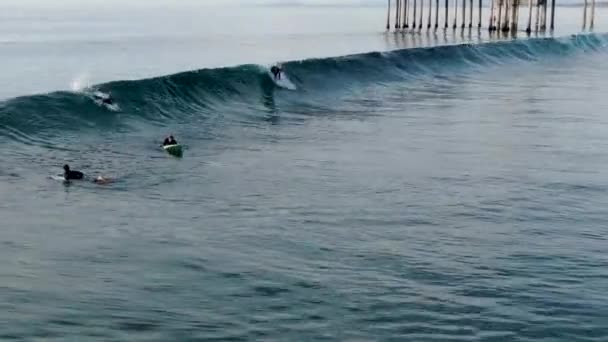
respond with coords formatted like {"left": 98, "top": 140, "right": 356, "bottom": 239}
{"left": 2, "top": 0, "right": 583, "bottom": 9}
{"left": 0, "top": 0, "right": 420, "bottom": 15}
{"left": 4, "top": 0, "right": 384, "bottom": 4}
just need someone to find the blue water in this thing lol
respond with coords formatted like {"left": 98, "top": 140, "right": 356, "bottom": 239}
{"left": 1, "top": 1, "right": 608, "bottom": 341}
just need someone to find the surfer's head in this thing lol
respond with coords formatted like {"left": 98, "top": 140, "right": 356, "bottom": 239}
{"left": 63, "top": 164, "right": 70, "bottom": 172}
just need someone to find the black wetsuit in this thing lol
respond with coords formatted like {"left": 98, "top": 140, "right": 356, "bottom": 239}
{"left": 271, "top": 66, "right": 281, "bottom": 80}
{"left": 168, "top": 138, "right": 177, "bottom": 145}
{"left": 64, "top": 170, "right": 84, "bottom": 180}
{"left": 163, "top": 138, "right": 171, "bottom": 146}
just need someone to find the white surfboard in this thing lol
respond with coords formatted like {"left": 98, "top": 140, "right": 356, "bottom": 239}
{"left": 268, "top": 71, "right": 297, "bottom": 90}
{"left": 163, "top": 144, "right": 183, "bottom": 157}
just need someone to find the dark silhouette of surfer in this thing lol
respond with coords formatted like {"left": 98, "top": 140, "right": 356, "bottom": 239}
{"left": 62, "top": 164, "right": 111, "bottom": 184}
{"left": 94, "top": 92, "right": 114, "bottom": 105}
{"left": 270, "top": 65, "right": 282, "bottom": 80}
{"left": 63, "top": 164, "right": 84, "bottom": 180}
{"left": 163, "top": 135, "right": 178, "bottom": 146}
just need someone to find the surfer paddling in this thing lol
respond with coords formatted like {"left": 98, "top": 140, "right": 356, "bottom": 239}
{"left": 62, "top": 164, "right": 112, "bottom": 184}
{"left": 161, "top": 136, "right": 183, "bottom": 157}
{"left": 162, "top": 135, "right": 178, "bottom": 146}
{"left": 63, "top": 164, "right": 84, "bottom": 180}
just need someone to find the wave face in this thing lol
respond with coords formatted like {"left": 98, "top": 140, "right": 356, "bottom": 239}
{"left": 1, "top": 33, "right": 606, "bottom": 142}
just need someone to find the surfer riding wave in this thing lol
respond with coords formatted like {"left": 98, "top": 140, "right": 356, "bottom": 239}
{"left": 270, "top": 65, "right": 282, "bottom": 80}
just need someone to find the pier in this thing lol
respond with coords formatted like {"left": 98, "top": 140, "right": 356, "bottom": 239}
{"left": 385, "top": 0, "right": 597, "bottom": 34}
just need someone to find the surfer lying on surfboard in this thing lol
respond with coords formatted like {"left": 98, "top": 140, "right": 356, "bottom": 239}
{"left": 63, "top": 164, "right": 84, "bottom": 180}
{"left": 161, "top": 135, "right": 183, "bottom": 157}
{"left": 93, "top": 92, "right": 115, "bottom": 105}
{"left": 63, "top": 164, "right": 112, "bottom": 184}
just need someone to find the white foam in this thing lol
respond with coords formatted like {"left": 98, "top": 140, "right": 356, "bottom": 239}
{"left": 269, "top": 71, "right": 297, "bottom": 90}
{"left": 70, "top": 73, "right": 92, "bottom": 92}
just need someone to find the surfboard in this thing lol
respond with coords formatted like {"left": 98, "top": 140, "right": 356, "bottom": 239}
{"left": 94, "top": 176, "right": 112, "bottom": 184}
{"left": 50, "top": 175, "right": 67, "bottom": 182}
{"left": 268, "top": 71, "right": 297, "bottom": 90}
{"left": 163, "top": 144, "right": 183, "bottom": 157}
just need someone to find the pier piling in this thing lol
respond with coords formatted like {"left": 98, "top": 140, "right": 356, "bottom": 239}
{"left": 395, "top": 0, "right": 401, "bottom": 29}
{"left": 419, "top": 0, "right": 424, "bottom": 29}
{"left": 489, "top": 0, "right": 496, "bottom": 30}
{"left": 583, "top": 0, "right": 587, "bottom": 30}
{"left": 511, "top": 0, "right": 519, "bottom": 33}
{"left": 435, "top": 0, "right": 440, "bottom": 29}
{"left": 501, "top": 0, "right": 510, "bottom": 32}
{"left": 527, "top": 0, "right": 534, "bottom": 33}
{"left": 478, "top": 0, "right": 482, "bottom": 28}
{"left": 428, "top": 0, "right": 433, "bottom": 29}
{"left": 497, "top": 0, "right": 503, "bottom": 32}
{"left": 590, "top": 0, "right": 595, "bottom": 29}
{"left": 550, "top": 0, "right": 555, "bottom": 30}
{"left": 445, "top": 0, "right": 449, "bottom": 29}
{"left": 453, "top": 0, "right": 458, "bottom": 29}
{"left": 404, "top": 0, "right": 409, "bottom": 28}
{"left": 461, "top": 0, "right": 466, "bottom": 29}
{"left": 387, "top": 0, "right": 391, "bottom": 30}
{"left": 413, "top": 0, "right": 417, "bottom": 29}
{"left": 542, "top": 0, "right": 548, "bottom": 30}
{"left": 469, "top": 0, "right": 474, "bottom": 28}
{"left": 535, "top": 0, "right": 540, "bottom": 32}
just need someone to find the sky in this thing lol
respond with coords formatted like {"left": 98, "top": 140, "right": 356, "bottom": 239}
{"left": 0, "top": 0, "right": 586, "bottom": 10}
{"left": 2, "top": 0, "right": 387, "bottom": 7}
{"left": 2, "top": 0, "right": 379, "bottom": 4}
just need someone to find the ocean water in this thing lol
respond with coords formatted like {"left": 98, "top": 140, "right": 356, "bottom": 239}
{"left": 2, "top": 1, "right": 608, "bottom": 341}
